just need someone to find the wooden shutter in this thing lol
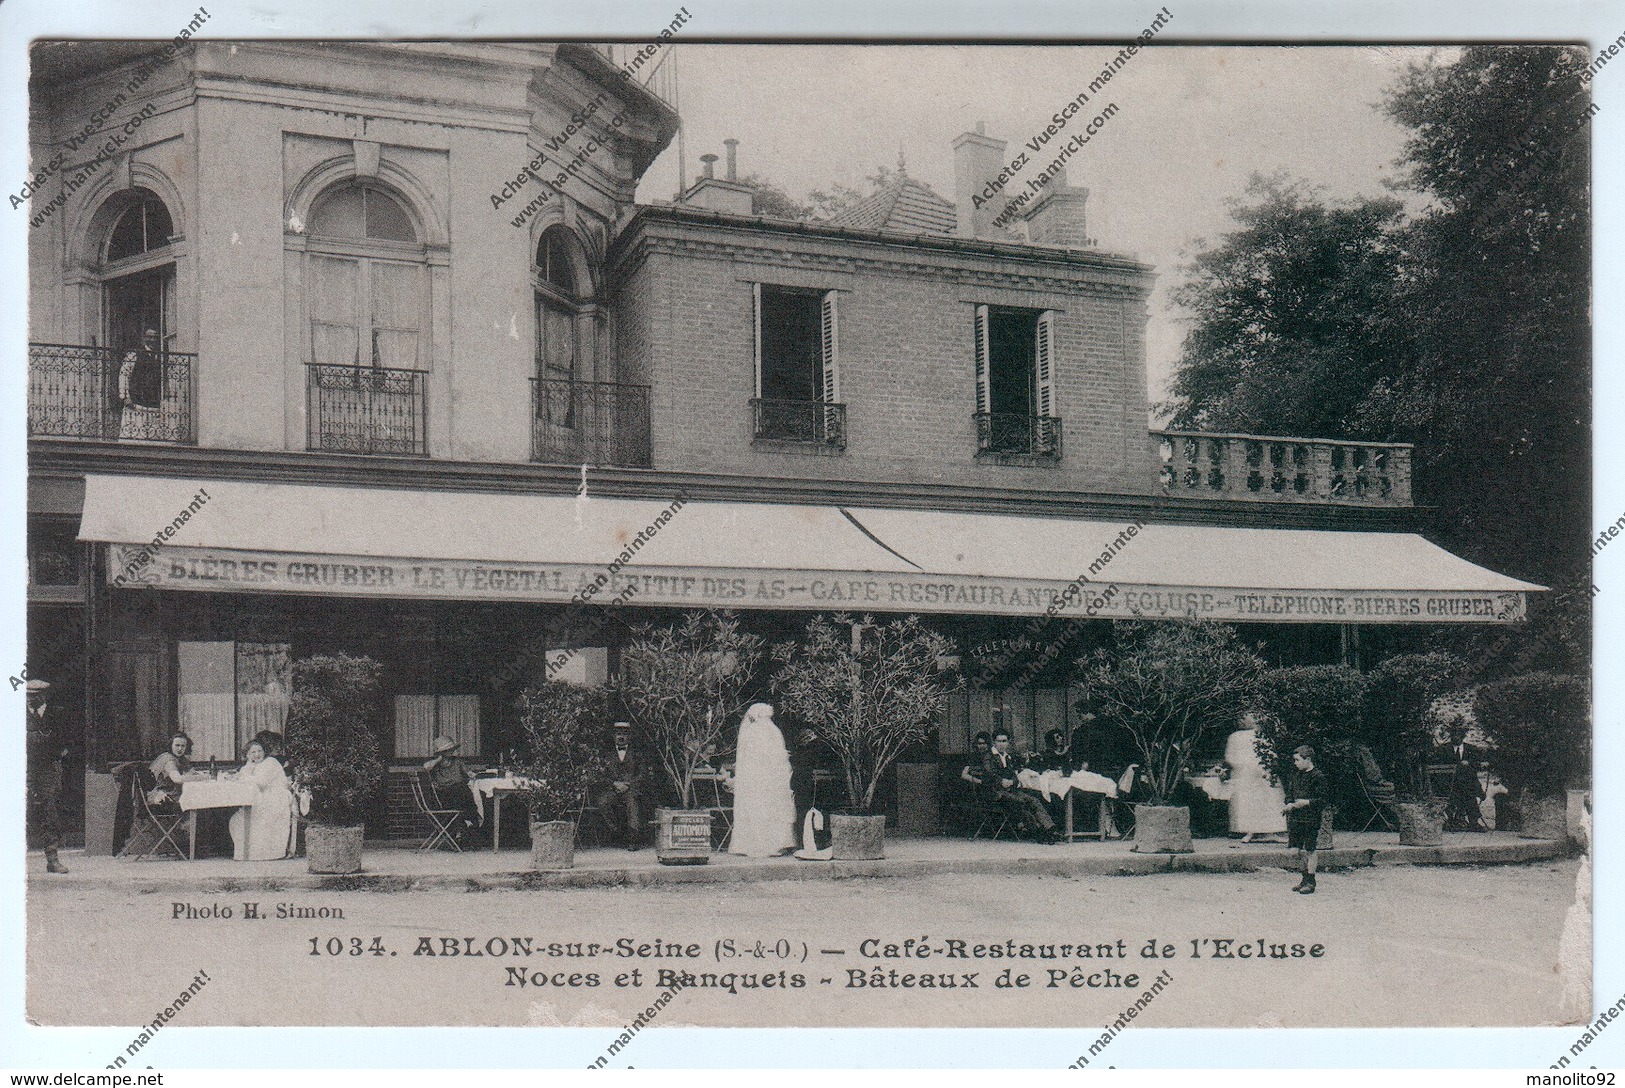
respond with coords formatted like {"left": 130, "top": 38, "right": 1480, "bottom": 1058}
{"left": 820, "top": 290, "right": 839, "bottom": 402}
{"left": 973, "top": 304, "right": 990, "bottom": 415}
{"left": 752, "top": 282, "right": 763, "bottom": 398}
{"left": 1035, "top": 310, "right": 1055, "bottom": 418}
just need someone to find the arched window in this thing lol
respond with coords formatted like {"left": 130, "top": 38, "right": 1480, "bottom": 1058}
{"left": 534, "top": 226, "right": 588, "bottom": 385}
{"left": 100, "top": 188, "right": 177, "bottom": 358}
{"left": 305, "top": 183, "right": 426, "bottom": 370}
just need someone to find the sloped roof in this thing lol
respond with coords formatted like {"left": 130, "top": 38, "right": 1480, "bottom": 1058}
{"left": 827, "top": 172, "right": 957, "bottom": 236}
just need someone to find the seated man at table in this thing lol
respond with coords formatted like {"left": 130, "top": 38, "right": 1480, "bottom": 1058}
{"left": 984, "top": 730, "right": 1059, "bottom": 843}
{"left": 423, "top": 735, "right": 480, "bottom": 838}
{"left": 594, "top": 722, "right": 647, "bottom": 850}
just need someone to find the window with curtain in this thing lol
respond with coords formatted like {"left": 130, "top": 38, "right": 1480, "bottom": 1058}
{"left": 394, "top": 694, "right": 482, "bottom": 758}
{"left": 306, "top": 184, "right": 426, "bottom": 371}
{"left": 177, "top": 641, "right": 292, "bottom": 760}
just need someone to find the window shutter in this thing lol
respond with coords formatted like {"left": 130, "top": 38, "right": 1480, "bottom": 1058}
{"left": 1035, "top": 310, "right": 1055, "bottom": 418}
{"left": 820, "top": 290, "right": 839, "bottom": 402}
{"left": 752, "top": 282, "right": 763, "bottom": 398}
{"left": 973, "top": 304, "right": 990, "bottom": 416}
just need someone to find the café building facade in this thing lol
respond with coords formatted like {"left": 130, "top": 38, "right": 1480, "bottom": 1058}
{"left": 26, "top": 40, "right": 1538, "bottom": 841}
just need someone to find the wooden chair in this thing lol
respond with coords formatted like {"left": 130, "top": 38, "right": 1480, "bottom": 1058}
{"left": 124, "top": 766, "right": 190, "bottom": 861}
{"left": 409, "top": 772, "right": 464, "bottom": 852}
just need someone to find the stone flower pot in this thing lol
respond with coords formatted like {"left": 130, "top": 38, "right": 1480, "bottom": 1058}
{"left": 830, "top": 813, "right": 886, "bottom": 860}
{"left": 1518, "top": 792, "right": 1567, "bottom": 840}
{"left": 1131, "top": 804, "right": 1193, "bottom": 853}
{"left": 306, "top": 823, "right": 364, "bottom": 874}
{"left": 1396, "top": 802, "right": 1446, "bottom": 847}
{"left": 529, "top": 819, "right": 577, "bottom": 870}
{"left": 655, "top": 808, "right": 712, "bottom": 865}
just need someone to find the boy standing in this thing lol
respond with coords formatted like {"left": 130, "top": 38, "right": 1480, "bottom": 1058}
{"left": 1283, "top": 745, "right": 1327, "bottom": 894}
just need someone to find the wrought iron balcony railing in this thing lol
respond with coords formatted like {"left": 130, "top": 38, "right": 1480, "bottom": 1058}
{"left": 1153, "top": 430, "right": 1413, "bottom": 506}
{"left": 532, "top": 378, "right": 652, "bottom": 467}
{"left": 306, "top": 364, "right": 428, "bottom": 456}
{"left": 974, "top": 412, "right": 1062, "bottom": 458}
{"left": 751, "top": 398, "right": 847, "bottom": 449}
{"left": 28, "top": 342, "right": 195, "bottom": 443}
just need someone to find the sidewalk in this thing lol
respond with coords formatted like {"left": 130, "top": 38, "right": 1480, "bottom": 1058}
{"left": 31, "top": 830, "right": 1563, "bottom": 892}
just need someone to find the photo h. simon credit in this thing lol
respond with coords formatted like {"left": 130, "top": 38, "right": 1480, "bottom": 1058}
{"left": 22, "top": 34, "right": 1592, "bottom": 1044}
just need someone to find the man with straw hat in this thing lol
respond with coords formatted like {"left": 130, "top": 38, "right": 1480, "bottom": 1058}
{"left": 422, "top": 735, "right": 479, "bottom": 840}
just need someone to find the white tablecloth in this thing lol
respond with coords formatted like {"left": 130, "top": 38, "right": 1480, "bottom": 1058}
{"left": 179, "top": 779, "right": 260, "bottom": 810}
{"left": 1017, "top": 768, "right": 1119, "bottom": 801}
{"left": 470, "top": 776, "right": 537, "bottom": 822}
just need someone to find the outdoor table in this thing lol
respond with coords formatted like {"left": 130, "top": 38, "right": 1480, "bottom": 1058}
{"left": 179, "top": 778, "right": 259, "bottom": 860}
{"left": 1017, "top": 768, "right": 1119, "bottom": 842}
{"left": 472, "top": 776, "right": 537, "bottom": 852}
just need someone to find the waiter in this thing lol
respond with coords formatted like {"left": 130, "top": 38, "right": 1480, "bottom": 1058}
{"left": 26, "top": 679, "right": 70, "bottom": 874}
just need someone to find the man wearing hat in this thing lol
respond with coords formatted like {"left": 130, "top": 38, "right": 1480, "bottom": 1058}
{"left": 423, "top": 735, "right": 479, "bottom": 840}
{"left": 25, "top": 679, "right": 70, "bottom": 874}
{"left": 594, "top": 722, "right": 647, "bottom": 850}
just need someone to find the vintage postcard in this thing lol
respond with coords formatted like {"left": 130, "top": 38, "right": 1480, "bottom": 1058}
{"left": 9, "top": 0, "right": 1612, "bottom": 1072}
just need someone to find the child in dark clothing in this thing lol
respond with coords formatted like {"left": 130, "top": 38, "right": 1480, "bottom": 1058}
{"left": 1283, "top": 745, "right": 1327, "bottom": 894}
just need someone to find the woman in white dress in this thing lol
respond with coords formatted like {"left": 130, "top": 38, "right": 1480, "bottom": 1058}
{"left": 1224, "top": 713, "right": 1287, "bottom": 842}
{"left": 226, "top": 739, "right": 295, "bottom": 861}
{"left": 727, "top": 703, "right": 797, "bottom": 857}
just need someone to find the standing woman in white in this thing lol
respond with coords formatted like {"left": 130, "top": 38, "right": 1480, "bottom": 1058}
{"left": 727, "top": 703, "right": 798, "bottom": 857}
{"left": 1224, "top": 713, "right": 1287, "bottom": 843}
{"left": 226, "top": 739, "right": 295, "bottom": 860}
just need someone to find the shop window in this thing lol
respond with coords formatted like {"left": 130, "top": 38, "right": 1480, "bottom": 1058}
{"left": 394, "top": 694, "right": 482, "bottom": 759}
{"left": 177, "top": 641, "right": 291, "bottom": 762}
{"left": 973, "top": 305, "right": 1058, "bottom": 456}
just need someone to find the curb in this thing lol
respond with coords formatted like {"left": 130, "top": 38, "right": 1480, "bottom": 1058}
{"left": 90, "top": 837, "right": 1567, "bottom": 895}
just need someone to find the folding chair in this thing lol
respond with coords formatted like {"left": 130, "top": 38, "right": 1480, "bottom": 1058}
{"left": 410, "top": 773, "right": 464, "bottom": 852}
{"left": 1356, "top": 774, "right": 1398, "bottom": 832}
{"left": 124, "top": 767, "right": 191, "bottom": 861}
{"left": 971, "top": 797, "right": 1013, "bottom": 840}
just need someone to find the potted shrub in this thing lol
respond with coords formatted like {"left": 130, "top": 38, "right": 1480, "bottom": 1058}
{"left": 284, "top": 654, "right": 387, "bottom": 874}
{"left": 1474, "top": 672, "right": 1589, "bottom": 841}
{"left": 771, "top": 613, "right": 958, "bottom": 860}
{"left": 1253, "top": 664, "right": 1369, "bottom": 850}
{"left": 618, "top": 612, "right": 765, "bottom": 865}
{"left": 1076, "top": 622, "right": 1263, "bottom": 853}
{"left": 514, "top": 680, "right": 615, "bottom": 869}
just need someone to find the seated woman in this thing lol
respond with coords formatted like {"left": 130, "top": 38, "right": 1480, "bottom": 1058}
{"left": 960, "top": 732, "right": 994, "bottom": 795}
{"left": 148, "top": 733, "right": 209, "bottom": 809}
{"left": 224, "top": 738, "right": 295, "bottom": 861}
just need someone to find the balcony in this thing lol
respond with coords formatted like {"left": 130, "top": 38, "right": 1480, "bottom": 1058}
{"left": 28, "top": 342, "right": 194, "bottom": 443}
{"left": 975, "top": 413, "right": 1062, "bottom": 459}
{"left": 1153, "top": 430, "right": 1413, "bottom": 507}
{"left": 752, "top": 398, "right": 847, "bottom": 450}
{"left": 306, "top": 364, "right": 427, "bottom": 456}
{"left": 532, "top": 379, "right": 651, "bottom": 468}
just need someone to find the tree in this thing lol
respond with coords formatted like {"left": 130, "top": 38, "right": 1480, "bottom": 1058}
{"left": 284, "top": 653, "right": 387, "bottom": 826}
{"left": 807, "top": 164, "right": 902, "bottom": 221}
{"left": 1075, "top": 622, "right": 1264, "bottom": 806}
{"left": 616, "top": 611, "right": 766, "bottom": 809}
{"left": 734, "top": 172, "right": 813, "bottom": 219}
{"left": 771, "top": 613, "right": 958, "bottom": 813}
{"left": 1360, "top": 651, "right": 1469, "bottom": 794}
{"left": 1162, "top": 174, "right": 1413, "bottom": 439}
{"left": 1252, "top": 665, "right": 1369, "bottom": 793}
{"left": 514, "top": 680, "right": 615, "bottom": 822}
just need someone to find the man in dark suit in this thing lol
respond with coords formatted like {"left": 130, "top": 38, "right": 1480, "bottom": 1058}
{"left": 596, "top": 722, "right": 647, "bottom": 850}
{"left": 984, "top": 729, "right": 1059, "bottom": 842}
{"left": 26, "top": 679, "right": 70, "bottom": 874}
{"left": 1436, "top": 722, "right": 1488, "bottom": 832}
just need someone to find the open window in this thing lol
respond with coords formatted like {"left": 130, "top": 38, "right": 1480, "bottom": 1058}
{"left": 974, "top": 304, "right": 1059, "bottom": 457}
{"left": 306, "top": 185, "right": 424, "bottom": 370}
{"left": 752, "top": 284, "right": 843, "bottom": 447}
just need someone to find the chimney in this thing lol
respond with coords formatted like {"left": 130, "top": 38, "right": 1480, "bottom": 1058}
{"left": 723, "top": 138, "right": 739, "bottom": 182}
{"left": 678, "top": 148, "right": 756, "bottom": 215}
{"left": 1021, "top": 166, "right": 1093, "bottom": 249}
{"left": 952, "top": 125, "right": 1008, "bottom": 239}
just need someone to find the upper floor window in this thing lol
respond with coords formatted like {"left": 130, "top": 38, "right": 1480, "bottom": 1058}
{"left": 752, "top": 284, "right": 843, "bottom": 448}
{"left": 106, "top": 192, "right": 174, "bottom": 262}
{"left": 973, "top": 304, "right": 1059, "bottom": 458}
{"left": 534, "top": 226, "right": 588, "bottom": 385}
{"left": 305, "top": 184, "right": 425, "bottom": 370}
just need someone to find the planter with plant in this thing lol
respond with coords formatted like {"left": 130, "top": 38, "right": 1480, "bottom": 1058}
{"left": 1474, "top": 672, "right": 1588, "bottom": 841}
{"left": 284, "top": 654, "right": 388, "bottom": 874}
{"left": 1360, "top": 652, "right": 1470, "bottom": 845}
{"left": 772, "top": 613, "right": 958, "bottom": 860}
{"left": 514, "top": 680, "right": 615, "bottom": 869}
{"left": 618, "top": 612, "right": 766, "bottom": 865}
{"left": 1077, "top": 621, "right": 1263, "bottom": 854}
